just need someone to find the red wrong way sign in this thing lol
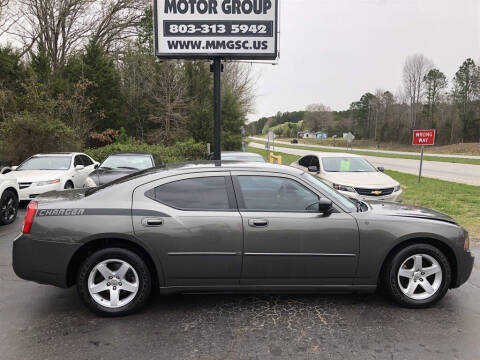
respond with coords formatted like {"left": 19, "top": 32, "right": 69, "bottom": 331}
{"left": 413, "top": 129, "right": 436, "bottom": 146}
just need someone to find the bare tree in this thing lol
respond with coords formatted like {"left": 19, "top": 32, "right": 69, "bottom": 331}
{"left": 14, "top": 0, "right": 146, "bottom": 71}
{"left": 0, "top": 0, "right": 21, "bottom": 38}
{"left": 90, "top": 0, "right": 147, "bottom": 52}
{"left": 304, "top": 104, "right": 333, "bottom": 132}
{"left": 402, "top": 54, "right": 433, "bottom": 131}
{"left": 223, "top": 61, "right": 258, "bottom": 116}
{"left": 148, "top": 61, "right": 188, "bottom": 144}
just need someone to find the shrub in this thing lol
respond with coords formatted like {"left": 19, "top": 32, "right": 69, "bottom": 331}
{"left": 0, "top": 112, "right": 82, "bottom": 164}
{"left": 85, "top": 138, "right": 207, "bottom": 164}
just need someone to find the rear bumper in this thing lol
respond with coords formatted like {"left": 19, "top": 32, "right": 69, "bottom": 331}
{"left": 12, "top": 234, "right": 79, "bottom": 288}
{"left": 453, "top": 249, "right": 474, "bottom": 288}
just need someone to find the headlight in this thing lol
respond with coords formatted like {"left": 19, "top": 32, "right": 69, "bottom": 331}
{"left": 394, "top": 185, "right": 401, "bottom": 192}
{"left": 36, "top": 179, "right": 60, "bottom": 187}
{"left": 85, "top": 176, "right": 97, "bottom": 188}
{"left": 333, "top": 184, "right": 356, "bottom": 192}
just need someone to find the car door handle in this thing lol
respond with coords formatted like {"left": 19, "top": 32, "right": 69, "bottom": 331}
{"left": 248, "top": 219, "right": 269, "bottom": 227}
{"left": 142, "top": 218, "right": 164, "bottom": 227}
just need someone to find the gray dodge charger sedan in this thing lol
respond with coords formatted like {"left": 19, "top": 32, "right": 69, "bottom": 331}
{"left": 13, "top": 162, "right": 474, "bottom": 316}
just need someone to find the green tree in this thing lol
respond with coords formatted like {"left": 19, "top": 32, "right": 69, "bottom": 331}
{"left": 63, "top": 40, "right": 125, "bottom": 131}
{"left": 453, "top": 58, "right": 480, "bottom": 141}
{"left": 423, "top": 68, "right": 448, "bottom": 128}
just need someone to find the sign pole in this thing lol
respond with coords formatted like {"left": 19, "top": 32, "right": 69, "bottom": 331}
{"left": 418, "top": 145, "right": 424, "bottom": 183}
{"left": 212, "top": 58, "right": 222, "bottom": 161}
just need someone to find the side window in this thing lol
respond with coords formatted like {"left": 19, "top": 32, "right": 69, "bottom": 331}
{"left": 74, "top": 155, "right": 83, "bottom": 167}
{"left": 151, "top": 177, "right": 231, "bottom": 210}
{"left": 82, "top": 155, "right": 93, "bottom": 166}
{"left": 298, "top": 156, "right": 312, "bottom": 167}
{"left": 236, "top": 176, "right": 319, "bottom": 211}
{"left": 311, "top": 156, "right": 320, "bottom": 168}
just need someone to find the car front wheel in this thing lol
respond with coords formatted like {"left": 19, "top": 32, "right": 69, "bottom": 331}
{"left": 77, "top": 248, "right": 152, "bottom": 316}
{"left": 0, "top": 189, "right": 19, "bottom": 225}
{"left": 383, "top": 243, "right": 451, "bottom": 308}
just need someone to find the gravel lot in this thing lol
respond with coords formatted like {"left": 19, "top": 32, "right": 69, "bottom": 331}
{"left": 1, "top": 209, "right": 479, "bottom": 360}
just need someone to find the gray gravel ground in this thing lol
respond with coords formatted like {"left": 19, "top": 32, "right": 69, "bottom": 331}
{"left": 1, "top": 209, "right": 479, "bottom": 360}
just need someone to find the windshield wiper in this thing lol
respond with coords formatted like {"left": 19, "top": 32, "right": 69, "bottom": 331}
{"left": 99, "top": 166, "right": 113, "bottom": 170}
{"left": 117, "top": 166, "right": 138, "bottom": 170}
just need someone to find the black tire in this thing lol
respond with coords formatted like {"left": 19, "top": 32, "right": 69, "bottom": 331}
{"left": 0, "top": 189, "right": 19, "bottom": 226}
{"left": 64, "top": 181, "right": 74, "bottom": 190}
{"left": 383, "top": 243, "right": 451, "bottom": 308}
{"left": 77, "top": 248, "right": 152, "bottom": 316}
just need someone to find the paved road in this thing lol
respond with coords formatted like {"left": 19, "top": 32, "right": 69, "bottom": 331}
{"left": 249, "top": 142, "right": 480, "bottom": 186}
{"left": 249, "top": 137, "right": 480, "bottom": 160}
{"left": 1, "top": 211, "right": 479, "bottom": 359}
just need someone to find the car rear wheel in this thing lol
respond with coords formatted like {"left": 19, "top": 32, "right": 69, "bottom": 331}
{"left": 383, "top": 243, "right": 451, "bottom": 308}
{"left": 0, "top": 189, "right": 19, "bottom": 225}
{"left": 77, "top": 248, "right": 152, "bottom": 316}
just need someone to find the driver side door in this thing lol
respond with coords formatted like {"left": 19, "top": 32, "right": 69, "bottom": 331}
{"left": 232, "top": 172, "right": 359, "bottom": 286}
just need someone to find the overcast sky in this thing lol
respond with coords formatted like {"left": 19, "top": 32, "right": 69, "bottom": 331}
{"left": 247, "top": 0, "right": 480, "bottom": 121}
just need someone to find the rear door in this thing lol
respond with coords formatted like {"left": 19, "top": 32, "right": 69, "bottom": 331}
{"left": 132, "top": 172, "right": 243, "bottom": 286}
{"left": 232, "top": 171, "right": 359, "bottom": 286}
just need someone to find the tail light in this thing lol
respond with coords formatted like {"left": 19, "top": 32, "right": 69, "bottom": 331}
{"left": 22, "top": 201, "right": 38, "bottom": 234}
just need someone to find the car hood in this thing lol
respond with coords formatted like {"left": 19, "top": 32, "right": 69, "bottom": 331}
{"left": 366, "top": 201, "right": 458, "bottom": 225}
{"left": 89, "top": 168, "right": 138, "bottom": 186}
{"left": 7, "top": 170, "right": 67, "bottom": 183}
{"left": 320, "top": 171, "right": 398, "bottom": 188}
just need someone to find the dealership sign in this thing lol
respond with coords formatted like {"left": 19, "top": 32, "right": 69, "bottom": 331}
{"left": 412, "top": 129, "right": 436, "bottom": 146}
{"left": 153, "top": 0, "right": 278, "bottom": 59}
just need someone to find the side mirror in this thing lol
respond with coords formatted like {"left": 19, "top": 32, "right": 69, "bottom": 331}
{"left": 306, "top": 198, "right": 333, "bottom": 214}
{"left": 75, "top": 165, "right": 85, "bottom": 170}
{"left": 94, "top": 164, "right": 99, "bottom": 169}
{"left": 377, "top": 167, "right": 385, "bottom": 172}
{"left": 308, "top": 165, "right": 319, "bottom": 173}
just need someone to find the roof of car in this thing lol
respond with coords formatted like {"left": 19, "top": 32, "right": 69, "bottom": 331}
{"left": 221, "top": 152, "right": 263, "bottom": 157}
{"left": 162, "top": 161, "right": 303, "bottom": 175}
{"left": 109, "top": 152, "right": 153, "bottom": 156}
{"left": 303, "top": 152, "right": 364, "bottom": 158}
{"left": 34, "top": 153, "right": 79, "bottom": 156}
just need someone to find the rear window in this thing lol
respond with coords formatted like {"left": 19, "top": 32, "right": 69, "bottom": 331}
{"left": 151, "top": 177, "right": 231, "bottom": 210}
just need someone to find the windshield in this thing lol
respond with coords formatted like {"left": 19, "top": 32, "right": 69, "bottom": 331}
{"left": 322, "top": 157, "right": 377, "bottom": 172}
{"left": 100, "top": 155, "right": 153, "bottom": 170}
{"left": 221, "top": 154, "right": 265, "bottom": 162}
{"left": 301, "top": 173, "right": 357, "bottom": 212}
{"left": 17, "top": 156, "right": 71, "bottom": 170}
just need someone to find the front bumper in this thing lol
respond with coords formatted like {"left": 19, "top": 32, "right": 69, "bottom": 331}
{"left": 18, "top": 183, "right": 63, "bottom": 201}
{"left": 452, "top": 249, "right": 475, "bottom": 288}
{"left": 339, "top": 189, "right": 403, "bottom": 202}
{"left": 12, "top": 234, "right": 79, "bottom": 288}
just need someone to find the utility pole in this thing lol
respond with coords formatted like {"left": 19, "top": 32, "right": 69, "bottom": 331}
{"left": 211, "top": 58, "right": 223, "bottom": 161}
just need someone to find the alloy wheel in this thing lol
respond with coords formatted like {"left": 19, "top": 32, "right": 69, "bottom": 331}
{"left": 397, "top": 253, "right": 443, "bottom": 300}
{"left": 87, "top": 259, "right": 139, "bottom": 308}
{"left": 0, "top": 194, "right": 17, "bottom": 223}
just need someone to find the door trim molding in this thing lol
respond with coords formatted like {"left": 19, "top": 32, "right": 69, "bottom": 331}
{"left": 168, "top": 252, "right": 242, "bottom": 256}
{"left": 244, "top": 252, "right": 356, "bottom": 257}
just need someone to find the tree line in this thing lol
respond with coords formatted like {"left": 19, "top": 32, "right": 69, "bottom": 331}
{"left": 248, "top": 54, "right": 480, "bottom": 145}
{"left": 0, "top": 1, "right": 255, "bottom": 161}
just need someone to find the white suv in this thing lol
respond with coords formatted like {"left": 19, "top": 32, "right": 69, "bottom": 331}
{"left": 0, "top": 177, "right": 19, "bottom": 225}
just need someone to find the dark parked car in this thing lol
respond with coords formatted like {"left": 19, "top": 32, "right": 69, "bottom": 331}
{"left": 13, "top": 162, "right": 473, "bottom": 316}
{"left": 291, "top": 138, "right": 298, "bottom": 144}
{"left": 85, "top": 153, "right": 159, "bottom": 187}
